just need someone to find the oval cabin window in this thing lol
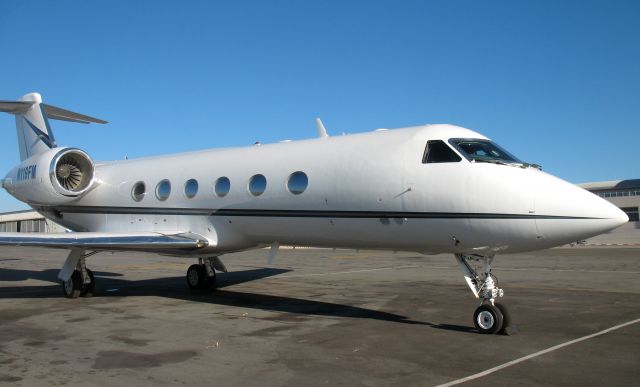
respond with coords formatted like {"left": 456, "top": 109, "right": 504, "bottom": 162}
{"left": 249, "top": 174, "right": 267, "bottom": 196}
{"left": 185, "top": 179, "right": 199, "bottom": 199}
{"left": 156, "top": 180, "right": 171, "bottom": 201}
{"left": 287, "top": 171, "right": 308, "bottom": 195}
{"left": 215, "top": 177, "right": 231, "bottom": 197}
{"left": 132, "top": 181, "right": 146, "bottom": 202}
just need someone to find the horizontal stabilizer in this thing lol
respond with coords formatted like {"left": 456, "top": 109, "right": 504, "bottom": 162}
{"left": 0, "top": 101, "right": 34, "bottom": 114}
{"left": 0, "top": 231, "right": 209, "bottom": 251}
{"left": 0, "top": 99, "right": 107, "bottom": 124}
{"left": 42, "top": 103, "right": 107, "bottom": 124}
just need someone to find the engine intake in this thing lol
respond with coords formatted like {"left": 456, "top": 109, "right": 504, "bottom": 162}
{"left": 51, "top": 149, "right": 94, "bottom": 196}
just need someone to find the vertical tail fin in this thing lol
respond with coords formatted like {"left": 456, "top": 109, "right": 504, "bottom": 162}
{"left": 0, "top": 92, "right": 107, "bottom": 161}
{"left": 15, "top": 93, "right": 56, "bottom": 161}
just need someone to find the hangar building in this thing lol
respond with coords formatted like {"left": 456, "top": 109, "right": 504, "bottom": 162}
{"left": 0, "top": 210, "right": 67, "bottom": 233}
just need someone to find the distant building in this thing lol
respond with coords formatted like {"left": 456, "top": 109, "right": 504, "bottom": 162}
{"left": 578, "top": 179, "right": 640, "bottom": 245}
{"left": 0, "top": 210, "right": 67, "bottom": 233}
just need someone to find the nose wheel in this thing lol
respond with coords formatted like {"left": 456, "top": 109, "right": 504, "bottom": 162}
{"left": 455, "top": 254, "right": 515, "bottom": 335}
{"left": 474, "top": 304, "right": 503, "bottom": 334}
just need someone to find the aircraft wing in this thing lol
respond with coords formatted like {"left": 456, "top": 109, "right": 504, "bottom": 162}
{"left": 0, "top": 231, "right": 209, "bottom": 251}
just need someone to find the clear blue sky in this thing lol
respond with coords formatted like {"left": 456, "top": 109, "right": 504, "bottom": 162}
{"left": 0, "top": 0, "right": 638, "bottom": 212}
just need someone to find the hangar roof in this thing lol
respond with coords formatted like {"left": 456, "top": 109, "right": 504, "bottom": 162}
{"left": 579, "top": 179, "right": 640, "bottom": 191}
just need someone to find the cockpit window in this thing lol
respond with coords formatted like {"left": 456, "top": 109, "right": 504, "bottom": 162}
{"left": 423, "top": 140, "right": 462, "bottom": 163}
{"left": 449, "top": 138, "right": 521, "bottom": 164}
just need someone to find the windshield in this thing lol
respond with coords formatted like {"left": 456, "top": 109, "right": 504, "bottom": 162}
{"left": 448, "top": 138, "right": 521, "bottom": 164}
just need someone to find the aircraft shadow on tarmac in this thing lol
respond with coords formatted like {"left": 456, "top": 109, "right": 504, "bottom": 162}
{"left": 0, "top": 267, "right": 474, "bottom": 333}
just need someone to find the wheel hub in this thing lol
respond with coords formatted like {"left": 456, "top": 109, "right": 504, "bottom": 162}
{"left": 477, "top": 310, "right": 495, "bottom": 330}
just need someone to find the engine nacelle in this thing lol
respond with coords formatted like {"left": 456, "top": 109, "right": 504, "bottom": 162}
{"left": 3, "top": 147, "right": 95, "bottom": 206}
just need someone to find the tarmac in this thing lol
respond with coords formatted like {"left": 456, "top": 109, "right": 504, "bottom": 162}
{"left": 0, "top": 246, "right": 638, "bottom": 386}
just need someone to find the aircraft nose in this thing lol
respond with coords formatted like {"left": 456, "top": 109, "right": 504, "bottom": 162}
{"left": 609, "top": 203, "right": 630, "bottom": 224}
{"left": 591, "top": 199, "right": 630, "bottom": 229}
{"left": 534, "top": 173, "right": 628, "bottom": 245}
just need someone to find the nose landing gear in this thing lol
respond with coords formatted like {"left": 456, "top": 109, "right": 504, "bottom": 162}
{"left": 455, "top": 254, "right": 514, "bottom": 335}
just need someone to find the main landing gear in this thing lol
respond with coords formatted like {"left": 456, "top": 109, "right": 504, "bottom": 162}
{"left": 58, "top": 251, "right": 228, "bottom": 297}
{"left": 186, "top": 257, "right": 227, "bottom": 290}
{"left": 59, "top": 249, "right": 98, "bottom": 298}
{"left": 455, "top": 254, "right": 513, "bottom": 335}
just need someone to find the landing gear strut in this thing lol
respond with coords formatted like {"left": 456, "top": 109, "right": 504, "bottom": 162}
{"left": 186, "top": 257, "right": 225, "bottom": 290}
{"left": 455, "top": 254, "right": 513, "bottom": 335}
{"left": 59, "top": 249, "right": 97, "bottom": 298}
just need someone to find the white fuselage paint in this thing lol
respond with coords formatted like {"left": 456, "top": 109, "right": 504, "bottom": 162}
{"left": 16, "top": 124, "right": 628, "bottom": 256}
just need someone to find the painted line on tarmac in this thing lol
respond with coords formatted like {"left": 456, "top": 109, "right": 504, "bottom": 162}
{"left": 276, "top": 265, "right": 419, "bottom": 278}
{"left": 435, "top": 317, "right": 640, "bottom": 387}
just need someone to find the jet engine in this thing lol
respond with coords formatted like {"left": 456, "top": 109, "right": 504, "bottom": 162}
{"left": 3, "top": 147, "right": 96, "bottom": 205}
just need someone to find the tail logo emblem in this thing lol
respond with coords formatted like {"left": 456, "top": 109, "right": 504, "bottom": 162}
{"left": 24, "top": 117, "right": 55, "bottom": 148}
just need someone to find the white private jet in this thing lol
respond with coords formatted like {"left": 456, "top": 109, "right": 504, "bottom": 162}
{"left": 0, "top": 92, "right": 628, "bottom": 334}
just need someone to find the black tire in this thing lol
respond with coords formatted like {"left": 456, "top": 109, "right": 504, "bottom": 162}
{"left": 187, "top": 264, "right": 207, "bottom": 290}
{"left": 207, "top": 270, "right": 217, "bottom": 289}
{"left": 62, "top": 270, "right": 83, "bottom": 299}
{"left": 81, "top": 269, "right": 96, "bottom": 297}
{"left": 473, "top": 304, "right": 504, "bottom": 334}
{"left": 495, "top": 302, "right": 511, "bottom": 334}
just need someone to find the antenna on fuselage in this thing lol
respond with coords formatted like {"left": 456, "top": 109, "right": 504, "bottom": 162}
{"left": 315, "top": 118, "right": 329, "bottom": 138}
